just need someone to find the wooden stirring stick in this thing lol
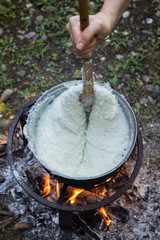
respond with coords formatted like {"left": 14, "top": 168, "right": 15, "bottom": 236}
{"left": 78, "top": 0, "right": 94, "bottom": 123}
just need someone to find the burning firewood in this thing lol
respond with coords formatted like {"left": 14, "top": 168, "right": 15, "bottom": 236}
{"left": 65, "top": 187, "right": 105, "bottom": 205}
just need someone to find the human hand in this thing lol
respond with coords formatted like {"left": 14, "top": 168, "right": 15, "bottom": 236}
{"left": 66, "top": 12, "right": 113, "bottom": 58}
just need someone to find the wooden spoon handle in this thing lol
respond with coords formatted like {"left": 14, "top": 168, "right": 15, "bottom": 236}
{"left": 78, "top": 0, "right": 94, "bottom": 112}
{"left": 78, "top": 0, "right": 89, "bottom": 31}
{"left": 79, "top": 58, "right": 94, "bottom": 110}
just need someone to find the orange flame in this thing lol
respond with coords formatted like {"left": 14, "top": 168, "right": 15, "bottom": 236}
{"left": 101, "top": 187, "right": 107, "bottom": 198}
{"left": 42, "top": 174, "right": 53, "bottom": 198}
{"left": 56, "top": 181, "right": 60, "bottom": 199}
{"left": 100, "top": 207, "right": 111, "bottom": 227}
{"left": 67, "top": 189, "right": 84, "bottom": 204}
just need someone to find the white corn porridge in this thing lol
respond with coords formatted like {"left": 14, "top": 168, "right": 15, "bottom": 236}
{"left": 26, "top": 84, "right": 130, "bottom": 178}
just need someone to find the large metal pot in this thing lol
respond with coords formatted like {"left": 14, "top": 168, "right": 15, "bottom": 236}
{"left": 24, "top": 80, "right": 137, "bottom": 188}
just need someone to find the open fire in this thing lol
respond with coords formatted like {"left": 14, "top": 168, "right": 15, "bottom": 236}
{"left": 42, "top": 174, "right": 53, "bottom": 198}
{"left": 41, "top": 174, "right": 112, "bottom": 227}
{"left": 100, "top": 207, "right": 111, "bottom": 227}
{"left": 66, "top": 188, "right": 84, "bottom": 204}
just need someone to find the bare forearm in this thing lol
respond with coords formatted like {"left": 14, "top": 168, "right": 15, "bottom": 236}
{"left": 100, "top": 0, "right": 131, "bottom": 27}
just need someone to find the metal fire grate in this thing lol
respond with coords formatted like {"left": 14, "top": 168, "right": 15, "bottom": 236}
{"left": 7, "top": 97, "right": 143, "bottom": 239}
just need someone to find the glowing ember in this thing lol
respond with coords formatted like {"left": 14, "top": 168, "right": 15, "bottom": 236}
{"left": 100, "top": 207, "right": 111, "bottom": 227}
{"left": 94, "top": 177, "right": 112, "bottom": 187}
{"left": 105, "top": 177, "right": 112, "bottom": 183}
{"left": 42, "top": 174, "right": 53, "bottom": 198}
{"left": 56, "top": 181, "right": 60, "bottom": 199}
{"left": 67, "top": 189, "right": 84, "bottom": 204}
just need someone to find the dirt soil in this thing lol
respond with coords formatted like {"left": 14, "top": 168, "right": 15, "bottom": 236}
{"left": 0, "top": 0, "right": 160, "bottom": 239}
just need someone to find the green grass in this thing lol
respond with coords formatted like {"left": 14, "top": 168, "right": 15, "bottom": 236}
{"left": 150, "top": 76, "right": 160, "bottom": 86}
{"left": 0, "top": 77, "right": 14, "bottom": 93}
{"left": 0, "top": 37, "right": 16, "bottom": 59}
{"left": 28, "top": 39, "right": 50, "bottom": 60}
{"left": 36, "top": 0, "right": 59, "bottom": 8}
{"left": 142, "top": 109, "right": 160, "bottom": 122}
{"left": 106, "top": 34, "right": 160, "bottom": 89}
{"left": 105, "top": 31, "right": 131, "bottom": 51}
{"left": 157, "top": 27, "right": 160, "bottom": 36}
{"left": 0, "top": 102, "right": 13, "bottom": 115}
{"left": 107, "top": 50, "right": 145, "bottom": 88}
{"left": 134, "top": 102, "right": 141, "bottom": 117}
{"left": 0, "top": 0, "right": 16, "bottom": 21}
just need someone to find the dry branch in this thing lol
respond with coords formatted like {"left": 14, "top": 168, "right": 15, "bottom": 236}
{"left": 0, "top": 210, "right": 13, "bottom": 216}
{"left": 0, "top": 215, "right": 20, "bottom": 230}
